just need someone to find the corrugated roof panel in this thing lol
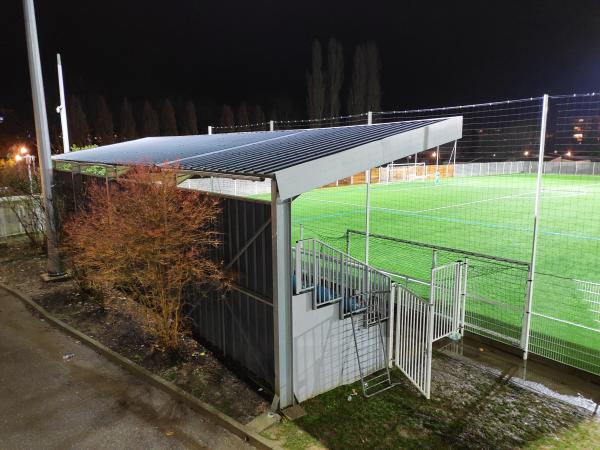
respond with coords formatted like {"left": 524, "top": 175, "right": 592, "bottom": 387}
{"left": 53, "top": 117, "right": 463, "bottom": 198}
{"left": 55, "top": 119, "right": 443, "bottom": 174}
{"left": 176, "top": 120, "right": 442, "bottom": 174}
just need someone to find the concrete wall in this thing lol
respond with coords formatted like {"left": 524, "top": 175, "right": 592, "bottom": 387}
{"left": 0, "top": 196, "right": 42, "bottom": 239}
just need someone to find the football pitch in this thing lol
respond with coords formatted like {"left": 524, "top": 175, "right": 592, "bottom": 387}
{"left": 287, "top": 173, "right": 600, "bottom": 373}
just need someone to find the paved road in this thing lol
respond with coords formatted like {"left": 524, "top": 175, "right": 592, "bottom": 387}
{"left": 0, "top": 287, "right": 253, "bottom": 450}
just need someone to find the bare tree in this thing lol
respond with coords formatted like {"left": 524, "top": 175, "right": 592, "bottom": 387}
{"left": 365, "top": 41, "right": 382, "bottom": 112}
{"left": 68, "top": 95, "right": 89, "bottom": 147}
{"left": 118, "top": 98, "right": 136, "bottom": 141}
{"left": 348, "top": 44, "right": 368, "bottom": 115}
{"left": 62, "top": 165, "right": 228, "bottom": 351}
{"left": 94, "top": 96, "right": 115, "bottom": 145}
{"left": 220, "top": 105, "right": 235, "bottom": 127}
{"left": 237, "top": 102, "right": 250, "bottom": 126}
{"left": 180, "top": 99, "right": 199, "bottom": 135}
{"left": 326, "top": 38, "right": 344, "bottom": 117}
{"left": 141, "top": 101, "right": 160, "bottom": 137}
{"left": 306, "top": 40, "right": 325, "bottom": 120}
{"left": 250, "top": 104, "right": 266, "bottom": 125}
{"left": 160, "top": 99, "right": 178, "bottom": 136}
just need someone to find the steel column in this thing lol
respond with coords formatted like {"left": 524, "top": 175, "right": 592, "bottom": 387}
{"left": 271, "top": 180, "right": 293, "bottom": 408}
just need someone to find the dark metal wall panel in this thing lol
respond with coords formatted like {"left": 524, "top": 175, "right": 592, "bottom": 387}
{"left": 189, "top": 197, "right": 274, "bottom": 387}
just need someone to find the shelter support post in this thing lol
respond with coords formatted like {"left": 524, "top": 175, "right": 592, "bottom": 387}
{"left": 271, "top": 180, "right": 294, "bottom": 409}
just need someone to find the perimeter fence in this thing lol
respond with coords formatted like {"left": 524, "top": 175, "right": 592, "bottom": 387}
{"left": 210, "top": 93, "right": 600, "bottom": 377}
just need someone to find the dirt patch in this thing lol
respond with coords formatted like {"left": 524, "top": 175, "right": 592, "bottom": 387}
{"left": 0, "top": 243, "right": 269, "bottom": 424}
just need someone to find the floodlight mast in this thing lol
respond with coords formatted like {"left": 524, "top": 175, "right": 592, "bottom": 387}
{"left": 23, "top": 0, "right": 64, "bottom": 276}
{"left": 56, "top": 53, "right": 70, "bottom": 153}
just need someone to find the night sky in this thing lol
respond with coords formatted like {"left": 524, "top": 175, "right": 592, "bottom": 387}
{"left": 2, "top": 0, "right": 600, "bottom": 131}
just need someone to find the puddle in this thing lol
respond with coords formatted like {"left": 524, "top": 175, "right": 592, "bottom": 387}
{"left": 439, "top": 338, "right": 600, "bottom": 417}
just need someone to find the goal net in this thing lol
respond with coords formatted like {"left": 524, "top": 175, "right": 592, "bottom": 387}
{"left": 384, "top": 162, "right": 427, "bottom": 183}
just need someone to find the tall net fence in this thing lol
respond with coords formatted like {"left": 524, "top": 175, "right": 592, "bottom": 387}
{"left": 212, "top": 93, "right": 600, "bottom": 376}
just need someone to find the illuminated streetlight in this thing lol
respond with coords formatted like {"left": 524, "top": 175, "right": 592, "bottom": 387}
{"left": 524, "top": 150, "right": 530, "bottom": 156}
{"left": 431, "top": 151, "right": 437, "bottom": 158}
{"left": 20, "top": 146, "right": 29, "bottom": 155}
{"left": 566, "top": 151, "right": 572, "bottom": 157}
{"left": 15, "top": 154, "right": 23, "bottom": 162}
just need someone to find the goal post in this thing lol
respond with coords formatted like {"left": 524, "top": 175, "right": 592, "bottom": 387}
{"left": 387, "top": 162, "right": 427, "bottom": 183}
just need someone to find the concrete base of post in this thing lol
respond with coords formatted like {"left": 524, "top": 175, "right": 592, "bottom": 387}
{"left": 40, "top": 271, "right": 71, "bottom": 282}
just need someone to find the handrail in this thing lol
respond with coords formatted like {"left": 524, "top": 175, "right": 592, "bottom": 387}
{"left": 294, "top": 238, "right": 393, "bottom": 313}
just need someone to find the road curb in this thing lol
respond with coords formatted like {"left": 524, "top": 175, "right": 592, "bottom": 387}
{"left": 0, "top": 282, "right": 278, "bottom": 450}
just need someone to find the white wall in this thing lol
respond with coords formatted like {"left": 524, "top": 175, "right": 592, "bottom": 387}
{"left": 292, "top": 292, "right": 387, "bottom": 402}
{"left": 0, "top": 196, "right": 42, "bottom": 239}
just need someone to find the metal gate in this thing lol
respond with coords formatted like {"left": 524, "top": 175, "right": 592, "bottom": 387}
{"left": 394, "top": 284, "right": 434, "bottom": 398}
{"left": 431, "top": 261, "right": 466, "bottom": 342}
{"left": 393, "top": 260, "right": 465, "bottom": 398}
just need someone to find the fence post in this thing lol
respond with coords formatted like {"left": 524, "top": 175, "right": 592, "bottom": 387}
{"left": 269, "top": 120, "right": 274, "bottom": 131}
{"left": 208, "top": 125, "right": 212, "bottom": 135}
{"left": 460, "top": 258, "right": 469, "bottom": 336}
{"left": 387, "top": 284, "right": 396, "bottom": 368}
{"left": 364, "top": 168, "right": 371, "bottom": 265}
{"left": 345, "top": 230, "right": 350, "bottom": 254}
{"left": 522, "top": 94, "right": 549, "bottom": 360}
{"left": 365, "top": 110, "right": 373, "bottom": 263}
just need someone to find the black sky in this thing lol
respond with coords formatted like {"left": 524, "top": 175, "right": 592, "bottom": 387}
{"left": 2, "top": 0, "right": 600, "bottom": 126}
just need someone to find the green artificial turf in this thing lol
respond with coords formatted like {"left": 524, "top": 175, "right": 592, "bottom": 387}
{"left": 285, "top": 173, "right": 600, "bottom": 374}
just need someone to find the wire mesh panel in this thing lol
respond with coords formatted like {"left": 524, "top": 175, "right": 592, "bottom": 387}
{"left": 576, "top": 280, "right": 600, "bottom": 324}
{"left": 394, "top": 285, "right": 433, "bottom": 398}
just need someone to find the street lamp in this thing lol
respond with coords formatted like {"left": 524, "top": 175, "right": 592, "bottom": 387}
{"left": 15, "top": 148, "right": 35, "bottom": 194}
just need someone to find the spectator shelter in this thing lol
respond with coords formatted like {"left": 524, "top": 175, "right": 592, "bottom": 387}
{"left": 53, "top": 118, "right": 462, "bottom": 408}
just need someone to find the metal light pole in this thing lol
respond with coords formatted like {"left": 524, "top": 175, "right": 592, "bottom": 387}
{"left": 25, "top": 155, "right": 35, "bottom": 194}
{"left": 56, "top": 53, "right": 70, "bottom": 153}
{"left": 22, "top": 0, "right": 63, "bottom": 277}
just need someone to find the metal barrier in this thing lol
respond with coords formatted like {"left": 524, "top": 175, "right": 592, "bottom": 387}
{"left": 394, "top": 284, "right": 433, "bottom": 398}
{"left": 295, "top": 238, "right": 392, "bottom": 316}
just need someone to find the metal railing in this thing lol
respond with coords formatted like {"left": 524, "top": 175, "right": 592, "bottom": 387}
{"left": 294, "top": 238, "right": 392, "bottom": 318}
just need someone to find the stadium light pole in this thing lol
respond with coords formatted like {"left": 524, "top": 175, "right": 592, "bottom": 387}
{"left": 521, "top": 93, "right": 549, "bottom": 359}
{"left": 56, "top": 53, "right": 70, "bottom": 153}
{"left": 22, "top": 0, "right": 64, "bottom": 277}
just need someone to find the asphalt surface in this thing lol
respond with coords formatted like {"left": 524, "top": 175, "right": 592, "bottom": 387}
{"left": 0, "top": 287, "right": 253, "bottom": 450}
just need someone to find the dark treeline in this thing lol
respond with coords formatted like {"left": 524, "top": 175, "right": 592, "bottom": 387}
{"left": 45, "top": 38, "right": 382, "bottom": 150}
{"left": 65, "top": 95, "right": 212, "bottom": 149}
{"left": 307, "top": 38, "right": 382, "bottom": 120}
{"left": 64, "top": 94, "right": 274, "bottom": 148}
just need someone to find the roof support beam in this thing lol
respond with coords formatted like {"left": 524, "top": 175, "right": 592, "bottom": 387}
{"left": 271, "top": 179, "right": 293, "bottom": 409}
